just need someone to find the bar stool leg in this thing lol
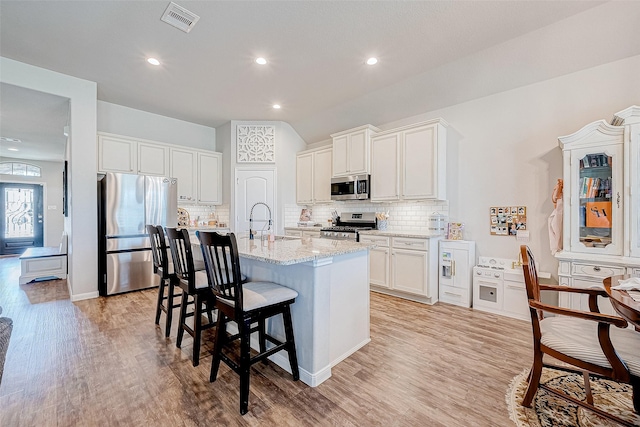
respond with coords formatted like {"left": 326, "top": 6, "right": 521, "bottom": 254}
{"left": 210, "top": 314, "right": 226, "bottom": 382}
{"left": 155, "top": 277, "right": 165, "bottom": 325}
{"left": 176, "top": 292, "right": 189, "bottom": 348}
{"left": 239, "top": 318, "right": 252, "bottom": 415}
{"left": 282, "top": 306, "right": 299, "bottom": 381}
{"left": 165, "top": 279, "right": 175, "bottom": 338}
{"left": 192, "top": 294, "right": 202, "bottom": 367}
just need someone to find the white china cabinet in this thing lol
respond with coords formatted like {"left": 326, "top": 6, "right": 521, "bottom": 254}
{"left": 556, "top": 106, "right": 640, "bottom": 310}
{"left": 330, "top": 125, "right": 380, "bottom": 177}
{"left": 370, "top": 119, "right": 448, "bottom": 201}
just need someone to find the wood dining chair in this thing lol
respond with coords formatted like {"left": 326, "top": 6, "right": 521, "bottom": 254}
{"left": 198, "top": 231, "right": 299, "bottom": 415}
{"left": 147, "top": 224, "right": 181, "bottom": 338}
{"left": 165, "top": 227, "right": 216, "bottom": 367}
{"left": 520, "top": 245, "right": 640, "bottom": 423}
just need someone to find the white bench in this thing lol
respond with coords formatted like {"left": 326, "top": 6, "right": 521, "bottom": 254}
{"left": 19, "top": 233, "right": 68, "bottom": 285}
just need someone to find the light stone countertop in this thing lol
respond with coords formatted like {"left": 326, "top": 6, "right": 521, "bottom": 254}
{"left": 358, "top": 229, "right": 444, "bottom": 239}
{"left": 284, "top": 226, "right": 324, "bottom": 231}
{"left": 233, "top": 236, "right": 374, "bottom": 265}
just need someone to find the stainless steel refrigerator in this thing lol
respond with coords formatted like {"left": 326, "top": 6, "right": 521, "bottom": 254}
{"left": 97, "top": 172, "right": 177, "bottom": 296}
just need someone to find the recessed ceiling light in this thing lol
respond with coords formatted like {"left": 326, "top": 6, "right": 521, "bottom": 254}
{"left": 256, "top": 57, "right": 267, "bottom": 65}
{"left": 147, "top": 57, "right": 160, "bottom": 66}
{"left": 366, "top": 57, "right": 378, "bottom": 65}
{"left": 0, "top": 136, "right": 22, "bottom": 143}
{"left": 7, "top": 148, "right": 19, "bottom": 152}
{"left": 273, "top": 104, "right": 281, "bottom": 109}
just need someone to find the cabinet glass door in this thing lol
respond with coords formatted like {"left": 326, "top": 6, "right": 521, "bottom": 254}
{"left": 572, "top": 146, "right": 623, "bottom": 255}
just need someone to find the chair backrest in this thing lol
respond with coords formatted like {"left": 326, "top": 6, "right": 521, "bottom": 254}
{"left": 198, "top": 231, "right": 244, "bottom": 313}
{"left": 165, "top": 227, "right": 196, "bottom": 292}
{"left": 520, "top": 245, "right": 544, "bottom": 324}
{"left": 147, "top": 225, "right": 169, "bottom": 277}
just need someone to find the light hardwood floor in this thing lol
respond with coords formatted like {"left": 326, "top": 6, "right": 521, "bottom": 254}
{"left": 0, "top": 256, "right": 532, "bottom": 426}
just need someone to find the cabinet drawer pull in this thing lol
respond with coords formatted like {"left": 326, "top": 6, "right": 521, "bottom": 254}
{"left": 444, "top": 291, "right": 460, "bottom": 296}
{"left": 593, "top": 266, "right": 601, "bottom": 272}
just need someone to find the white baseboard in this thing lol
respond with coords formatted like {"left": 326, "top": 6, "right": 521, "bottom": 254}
{"left": 70, "top": 290, "right": 99, "bottom": 301}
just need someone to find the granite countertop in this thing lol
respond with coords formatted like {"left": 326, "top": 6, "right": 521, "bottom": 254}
{"left": 358, "top": 229, "right": 444, "bottom": 238}
{"left": 233, "top": 236, "right": 375, "bottom": 265}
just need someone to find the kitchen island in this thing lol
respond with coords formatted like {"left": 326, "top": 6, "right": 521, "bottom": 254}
{"left": 193, "top": 234, "right": 374, "bottom": 387}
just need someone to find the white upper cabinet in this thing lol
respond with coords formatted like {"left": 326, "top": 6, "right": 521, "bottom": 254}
{"left": 559, "top": 121, "right": 624, "bottom": 256}
{"left": 98, "top": 134, "right": 137, "bottom": 173}
{"left": 313, "top": 148, "right": 332, "bottom": 203}
{"left": 296, "top": 152, "right": 313, "bottom": 204}
{"left": 330, "top": 125, "right": 380, "bottom": 177}
{"left": 170, "top": 148, "right": 197, "bottom": 203}
{"left": 296, "top": 147, "right": 332, "bottom": 205}
{"left": 138, "top": 142, "right": 169, "bottom": 176}
{"left": 98, "top": 132, "right": 222, "bottom": 205}
{"left": 371, "top": 119, "right": 448, "bottom": 201}
{"left": 197, "top": 152, "right": 222, "bottom": 205}
{"left": 370, "top": 133, "right": 400, "bottom": 200}
{"left": 99, "top": 134, "right": 168, "bottom": 176}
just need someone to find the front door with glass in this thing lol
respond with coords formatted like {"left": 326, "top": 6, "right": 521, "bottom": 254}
{"left": 0, "top": 183, "right": 44, "bottom": 255}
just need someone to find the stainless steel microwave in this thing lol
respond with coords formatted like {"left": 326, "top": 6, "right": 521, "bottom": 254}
{"left": 331, "top": 174, "right": 370, "bottom": 201}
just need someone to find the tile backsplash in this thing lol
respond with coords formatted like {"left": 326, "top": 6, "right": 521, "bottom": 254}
{"left": 285, "top": 200, "right": 449, "bottom": 231}
{"left": 179, "top": 204, "right": 230, "bottom": 227}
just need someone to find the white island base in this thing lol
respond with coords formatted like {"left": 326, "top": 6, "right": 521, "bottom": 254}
{"left": 239, "top": 248, "right": 370, "bottom": 387}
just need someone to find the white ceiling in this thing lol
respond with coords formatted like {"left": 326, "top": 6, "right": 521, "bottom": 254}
{"left": 1, "top": 1, "right": 639, "bottom": 159}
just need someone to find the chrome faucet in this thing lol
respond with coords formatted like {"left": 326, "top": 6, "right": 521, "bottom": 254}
{"left": 249, "top": 202, "right": 272, "bottom": 240}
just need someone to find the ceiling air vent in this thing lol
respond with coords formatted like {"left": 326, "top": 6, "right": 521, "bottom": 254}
{"left": 161, "top": 2, "right": 200, "bottom": 33}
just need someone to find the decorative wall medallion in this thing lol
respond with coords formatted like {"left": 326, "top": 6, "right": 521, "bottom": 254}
{"left": 237, "top": 125, "right": 275, "bottom": 163}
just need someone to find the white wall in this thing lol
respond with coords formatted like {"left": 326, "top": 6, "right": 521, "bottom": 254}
{"left": 0, "top": 158, "right": 65, "bottom": 247}
{"left": 97, "top": 101, "right": 216, "bottom": 150}
{"left": 374, "top": 54, "right": 640, "bottom": 278}
{"left": 1, "top": 56, "right": 98, "bottom": 300}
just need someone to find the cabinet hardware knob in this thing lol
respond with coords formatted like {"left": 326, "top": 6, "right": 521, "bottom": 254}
{"left": 593, "top": 266, "right": 601, "bottom": 272}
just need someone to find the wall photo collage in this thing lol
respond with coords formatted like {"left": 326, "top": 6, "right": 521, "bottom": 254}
{"left": 490, "top": 206, "right": 527, "bottom": 236}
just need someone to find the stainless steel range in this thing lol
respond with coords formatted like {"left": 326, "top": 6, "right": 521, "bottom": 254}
{"left": 320, "top": 212, "right": 376, "bottom": 241}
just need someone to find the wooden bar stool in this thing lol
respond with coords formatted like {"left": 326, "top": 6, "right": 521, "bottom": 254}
{"left": 147, "top": 224, "right": 181, "bottom": 338}
{"left": 165, "top": 227, "right": 216, "bottom": 367}
{"left": 198, "top": 231, "right": 299, "bottom": 415}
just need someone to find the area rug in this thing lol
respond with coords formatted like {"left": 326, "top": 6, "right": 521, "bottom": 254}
{"left": 506, "top": 367, "right": 640, "bottom": 426}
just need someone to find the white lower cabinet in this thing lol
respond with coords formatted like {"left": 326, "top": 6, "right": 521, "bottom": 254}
{"left": 359, "top": 234, "right": 440, "bottom": 304}
{"left": 392, "top": 248, "right": 428, "bottom": 295}
{"left": 284, "top": 228, "right": 321, "bottom": 238}
{"left": 358, "top": 235, "right": 390, "bottom": 288}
